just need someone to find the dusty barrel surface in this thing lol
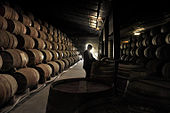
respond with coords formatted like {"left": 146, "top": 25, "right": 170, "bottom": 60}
{"left": 152, "top": 34, "right": 166, "bottom": 46}
{"left": 0, "top": 49, "right": 29, "bottom": 71}
{"left": 57, "top": 51, "right": 63, "bottom": 59}
{"left": 47, "top": 34, "right": 53, "bottom": 42}
{"left": 0, "top": 16, "right": 7, "bottom": 30}
{"left": 155, "top": 45, "right": 170, "bottom": 61}
{"left": 44, "top": 41, "right": 52, "bottom": 50}
{"left": 33, "top": 21, "right": 40, "bottom": 30}
{"left": 47, "top": 61, "right": 60, "bottom": 76}
{"left": 135, "top": 47, "right": 145, "bottom": 57}
{"left": 91, "top": 61, "right": 114, "bottom": 82}
{"left": 41, "top": 50, "right": 53, "bottom": 62}
{"left": 38, "top": 31, "right": 47, "bottom": 40}
{"left": 52, "top": 42, "right": 58, "bottom": 50}
{"left": 0, "top": 74, "right": 18, "bottom": 107}
{"left": 33, "top": 38, "right": 45, "bottom": 49}
{"left": 18, "top": 14, "right": 32, "bottom": 26}
{"left": 50, "top": 50, "right": 59, "bottom": 61}
{"left": 0, "top": 30, "right": 18, "bottom": 49}
{"left": 16, "top": 34, "right": 35, "bottom": 49}
{"left": 162, "top": 63, "right": 170, "bottom": 80}
{"left": 26, "top": 26, "right": 38, "bottom": 38}
{"left": 35, "top": 64, "right": 52, "bottom": 83}
{"left": 46, "top": 78, "right": 114, "bottom": 113}
{"left": 0, "top": 55, "right": 3, "bottom": 69}
{"left": 58, "top": 44, "right": 63, "bottom": 50}
{"left": 55, "top": 60, "right": 65, "bottom": 72}
{"left": 41, "top": 25, "right": 48, "bottom": 33}
{"left": 165, "top": 33, "right": 170, "bottom": 44}
{"left": 25, "top": 49, "right": 44, "bottom": 66}
{"left": 144, "top": 46, "right": 156, "bottom": 58}
{"left": 0, "top": 5, "right": 19, "bottom": 20}
{"left": 13, "top": 68, "right": 40, "bottom": 93}
{"left": 61, "top": 59, "right": 70, "bottom": 69}
{"left": 7, "top": 19, "right": 26, "bottom": 35}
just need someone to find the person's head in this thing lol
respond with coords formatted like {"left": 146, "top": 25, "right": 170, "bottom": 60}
{"left": 87, "top": 44, "right": 92, "bottom": 50}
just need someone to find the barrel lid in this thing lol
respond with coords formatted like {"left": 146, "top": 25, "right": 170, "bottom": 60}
{"left": 51, "top": 78, "right": 112, "bottom": 94}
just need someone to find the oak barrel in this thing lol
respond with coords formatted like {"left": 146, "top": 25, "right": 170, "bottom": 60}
{"left": 33, "top": 38, "right": 45, "bottom": 49}
{"left": 25, "top": 49, "right": 44, "bottom": 66}
{"left": 0, "top": 74, "right": 18, "bottom": 107}
{"left": 155, "top": 45, "right": 170, "bottom": 61}
{"left": 162, "top": 63, "right": 170, "bottom": 80}
{"left": 13, "top": 68, "right": 40, "bottom": 93}
{"left": 16, "top": 34, "right": 35, "bottom": 49}
{"left": 62, "top": 59, "right": 70, "bottom": 69}
{"left": 44, "top": 41, "right": 52, "bottom": 50}
{"left": 35, "top": 64, "right": 52, "bottom": 83}
{"left": 33, "top": 21, "right": 40, "bottom": 30}
{"left": 47, "top": 61, "right": 60, "bottom": 76}
{"left": 7, "top": 19, "right": 26, "bottom": 35}
{"left": 41, "top": 50, "right": 53, "bottom": 62}
{"left": 144, "top": 46, "right": 156, "bottom": 58}
{"left": 18, "top": 14, "right": 32, "bottom": 26}
{"left": 50, "top": 50, "right": 59, "bottom": 61}
{"left": 52, "top": 42, "right": 58, "bottom": 50}
{"left": 0, "top": 16, "right": 7, "bottom": 30}
{"left": 46, "top": 78, "right": 114, "bottom": 113}
{"left": 26, "top": 26, "right": 38, "bottom": 38}
{"left": 0, "top": 49, "right": 28, "bottom": 71}
{"left": 38, "top": 31, "right": 47, "bottom": 40}
{"left": 152, "top": 34, "right": 165, "bottom": 46}
{"left": 0, "top": 5, "right": 19, "bottom": 20}
{"left": 55, "top": 60, "right": 65, "bottom": 72}
{"left": 0, "top": 30, "right": 18, "bottom": 49}
{"left": 0, "top": 55, "right": 2, "bottom": 69}
{"left": 165, "top": 33, "right": 170, "bottom": 44}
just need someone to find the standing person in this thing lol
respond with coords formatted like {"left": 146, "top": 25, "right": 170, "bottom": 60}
{"left": 83, "top": 44, "right": 96, "bottom": 78}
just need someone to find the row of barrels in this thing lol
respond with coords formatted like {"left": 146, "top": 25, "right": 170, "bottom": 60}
{"left": 0, "top": 30, "right": 73, "bottom": 50}
{"left": 0, "top": 5, "right": 73, "bottom": 45}
{"left": 0, "top": 49, "right": 79, "bottom": 72}
{"left": 0, "top": 56, "right": 80, "bottom": 107}
{"left": 0, "top": 19, "right": 72, "bottom": 49}
{"left": 120, "top": 44, "right": 170, "bottom": 61}
{"left": 121, "top": 33, "right": 170, "bottom": 49}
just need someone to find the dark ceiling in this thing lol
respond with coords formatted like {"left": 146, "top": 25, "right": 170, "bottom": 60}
{"left": 3, "top": 0, "right": 170, "bottom": 38}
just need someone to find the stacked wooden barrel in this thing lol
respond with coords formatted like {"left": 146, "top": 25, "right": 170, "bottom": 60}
{"left": 118, "top": 24, "right": 170, "bottom": 112}
{"left": 0, "top": 4, "right": 80, "bottom": 107}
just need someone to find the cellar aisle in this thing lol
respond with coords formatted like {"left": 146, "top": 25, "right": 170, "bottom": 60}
{"left": 10, "top": 60, "right": 86, "bottom": 113}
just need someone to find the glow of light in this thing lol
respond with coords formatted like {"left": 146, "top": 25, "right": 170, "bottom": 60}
{"left": 90, "top": 23, "right": 96, "bottom": 26}
{"left": 85, "top": 43, "right": 98, "bottom": 59}
{"left": 134, "top": 32, "right": 141, "bottom": 35}
{"left": 85, "top": 43, "right": 92, "bottom": 50}
{"left": 133, "top": 27, "right": 145, "bottom": 36}
{"left": 121, "top": 41, "right": 129, "bottom": 44}
{"left": 90, "top": 15, "right": 97, "bottom": 19}
{"left": 96, "top": 27, "right": 100, "bottom": 30}
{"left": 97, "top": 17, "right": 102, "bottom": 21}
{"left": 90, "top": 19, "right": 97, "bottom": 24}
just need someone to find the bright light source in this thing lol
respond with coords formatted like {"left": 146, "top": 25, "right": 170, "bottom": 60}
{"left": 96, "top": 27, "right": 100, "bottom": 30}
{"left": 121, "top": 40, "right": 129, "bottom": 44}
{"left": 85, "top": 43, "right": 92, "bottom": 50}
{"left": 133, "top": 27, "right": 145, "bottom": 36}
{"left": 90, "top": 19, "right": 97, "bottom": 24}
{"left": 90, "top": 15, "right": 97, "bottom": 19}
{"left": 134, "top": 32, "right": 141, "bottom": 35}
{"left": 90, "top": 23, "right": 96, "bottom": 26}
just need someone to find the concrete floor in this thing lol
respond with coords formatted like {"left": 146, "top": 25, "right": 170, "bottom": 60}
{"left": 9, "top": 60, "right": 86, "bottom": 113}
